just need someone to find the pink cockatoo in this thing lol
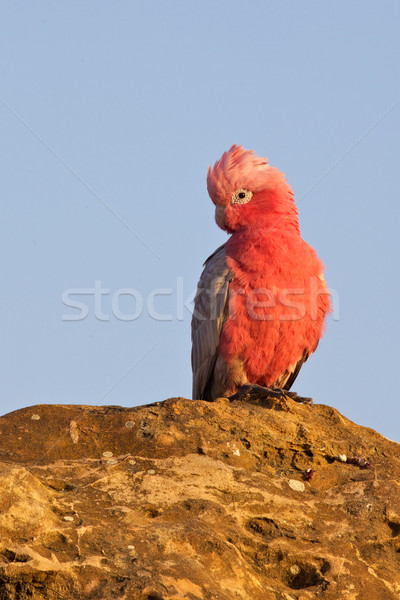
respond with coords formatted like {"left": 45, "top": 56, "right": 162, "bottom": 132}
{"left": 191, "top": 145, "right": 331, "bottom": 402}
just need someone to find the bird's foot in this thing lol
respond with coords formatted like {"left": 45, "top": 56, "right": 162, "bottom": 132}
{"left": 229, "top": 384, "right": 285, "bottom": 402}
{"left": 229, "top": 384, "right": 313, "bottom": 405}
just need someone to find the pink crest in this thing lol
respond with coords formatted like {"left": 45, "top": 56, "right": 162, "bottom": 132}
{"left": 207, "top": 145, "right": 271, "bottom": 205}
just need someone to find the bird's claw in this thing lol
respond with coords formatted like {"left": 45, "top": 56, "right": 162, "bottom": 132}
{"left": 229, "top": 384, "right": 285, "bottom": 402}
{"left": 283, "top": 391, "right": 314, "bottom": 405}
{"left": 229, "top": 384, "right": 313, "bottom": 405}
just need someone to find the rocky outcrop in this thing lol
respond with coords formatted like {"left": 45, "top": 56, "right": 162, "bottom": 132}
{"left": 0, "top": 395, "right": 399, "bottom": 599}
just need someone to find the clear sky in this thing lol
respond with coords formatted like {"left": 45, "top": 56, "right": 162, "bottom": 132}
{"left": 1, "top": 1, "right": 400, "bottom": 442}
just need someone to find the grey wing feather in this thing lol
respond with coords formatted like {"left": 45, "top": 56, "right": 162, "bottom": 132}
{"left": 281, "top": 350, "right": 309, "bottom": 390}
{"left": 191, "top": 244, "right": 232, "bottom": 400}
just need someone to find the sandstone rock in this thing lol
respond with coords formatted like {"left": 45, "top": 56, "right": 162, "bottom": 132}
{"left": 0, "top": 396, "right": 399, "bottom": 599}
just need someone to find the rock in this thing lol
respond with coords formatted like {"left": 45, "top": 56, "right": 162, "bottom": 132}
{"left": 288, "top": 479, "right": 305, "bottom": 492}
{"left": 0, "top": 396, "right": 399, "bottom": 599}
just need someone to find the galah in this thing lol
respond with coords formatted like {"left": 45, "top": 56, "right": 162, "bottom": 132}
{"left": 191, "top": 145, "right": 331, "bottom": 402}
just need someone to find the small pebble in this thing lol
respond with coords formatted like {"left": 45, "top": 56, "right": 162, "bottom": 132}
{"left": 337, "top": 454, "right": 347, "bottom": 462}
{"left": 290, "top": 564, "right": 301, "bottom": 575}
{"left": 127, "top": 545, "right": 135, "bottom": 550}
{"left": 227, "top": 442, "right": 240, "bottom": 456}
{"left": 129, "top": 460, "right": 136, "bottom": 465}
{"left": 31, "top": 414, "right": 40, "bottom": 421}
{"left": 303, "top": 468, "right": 314, "bottom": 481}
{"left": 102, "top": 451, "right": 113, "bottom": 458}
{"left": 63, "top": 516, "right": 74, "bottom": 522}
{"left": 147, "top": 469, "right": 155, "bottom": 475}
{"left": 125, "top": 421, "right": 135, "bottom": 428}
{"left": 136, "top": 569, "right": 152, "bottom": 577}
{"left": 107, "top": 459, "right": 119, "bottom": 465}
{"left": 288, "top": 479, "right": 305, "bottom": 492}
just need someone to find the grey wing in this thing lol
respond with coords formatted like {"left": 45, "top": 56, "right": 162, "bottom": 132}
{"left": 280, "top": 350, "right": 309, "bottom": 390}
{"left": 191, "top": 244, "right": 232, "bottom": 400}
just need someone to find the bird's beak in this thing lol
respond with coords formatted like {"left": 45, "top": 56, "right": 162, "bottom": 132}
{"left": 215, "top": 205, "right": 226, "bottom": 230}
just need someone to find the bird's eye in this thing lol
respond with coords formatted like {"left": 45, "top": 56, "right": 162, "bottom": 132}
{"left": 231, "top": 188, "right": 253, "bottom": 205}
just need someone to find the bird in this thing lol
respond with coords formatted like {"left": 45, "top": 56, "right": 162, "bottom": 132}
{"left": 191, "top": 145, "right": 331, "bottom": 403}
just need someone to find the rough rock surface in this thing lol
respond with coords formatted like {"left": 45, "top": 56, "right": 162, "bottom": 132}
{"left": 0, "top": 395, "right": 399, "bottom": 599}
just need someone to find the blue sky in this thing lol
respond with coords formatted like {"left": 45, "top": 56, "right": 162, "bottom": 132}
{"left": 1, "top": 1, "right": 400, "bottom": 442}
